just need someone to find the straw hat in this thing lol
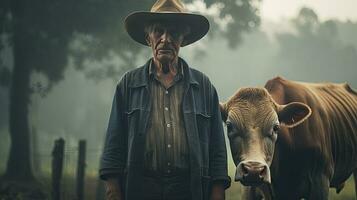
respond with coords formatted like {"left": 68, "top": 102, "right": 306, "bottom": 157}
{"left": 124, "top": 0, "right": 209, "bottom": 46}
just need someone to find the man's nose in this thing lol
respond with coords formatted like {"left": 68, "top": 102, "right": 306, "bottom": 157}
{"left": 161, "top": 31, "right": 172, "bottom": 42}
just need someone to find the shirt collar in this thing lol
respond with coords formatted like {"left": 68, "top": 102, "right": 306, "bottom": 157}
{"left": 128, "top": 57, "right": 198, "bottom": 88}
{"left": 148, "top": 59, "right": 184, "bottom": 81}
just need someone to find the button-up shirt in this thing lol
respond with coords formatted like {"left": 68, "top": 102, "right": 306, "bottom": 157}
{"left": 144, "top": 61, "right": 189, "bottom": 173}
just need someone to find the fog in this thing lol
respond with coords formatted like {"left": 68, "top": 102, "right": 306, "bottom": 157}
{"left": 0, "top": 5, "right": 356, "bottom": 199}
{"left": 1, "top": 5, "right": 357, "bottom": 168}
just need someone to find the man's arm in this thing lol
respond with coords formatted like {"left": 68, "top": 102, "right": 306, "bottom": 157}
{"left": 211, "top": 182, "right": 225, "bottom": 200}
{"left": 104, "top": 178, "right": 123, "bottom": 200}
{"left": 209, "top": 86, "right": 231, "bottom": 200}
{"left": 100, "top": 76, "right": 128, "bottom": 199}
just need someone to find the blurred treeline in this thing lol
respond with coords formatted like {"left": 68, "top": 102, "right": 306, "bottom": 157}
{"left": 0, "top": 0, "right": 356, "bottom": 199}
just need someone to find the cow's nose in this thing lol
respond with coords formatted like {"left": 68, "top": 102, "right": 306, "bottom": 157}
{"left": 235, "top": 161, "right": 270, "bottom": 186}
{"left": 241, "top": 162, "right": 267, "bottom": 178}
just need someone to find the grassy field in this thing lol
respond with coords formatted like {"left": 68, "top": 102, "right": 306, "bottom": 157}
{"left": 57, "top": 168, "right": 356, "bottom": 200}
{"left": 0, "top": 160, "right": 355, "bottom": 199}
{"left": 226, "top": 176, "right": 356, "bottom": 200}
{"left": 0, "top": 171, "right": 354, "bottom": 200}
{"left": 224, "top": 147, "right": 356, "bottom": 200}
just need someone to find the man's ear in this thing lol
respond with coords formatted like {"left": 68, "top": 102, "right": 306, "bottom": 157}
{"left": 277, "top": 102, "right": 312, "bottom": 128}
{"left": 219, "top": 102, "right": 228, "bottom": 122}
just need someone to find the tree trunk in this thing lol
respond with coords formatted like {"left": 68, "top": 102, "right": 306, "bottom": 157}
{"left": 3, "top": 1, "right": 34, "bottom": 181}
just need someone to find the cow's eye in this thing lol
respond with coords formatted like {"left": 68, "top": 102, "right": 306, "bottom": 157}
{"left": 226, "top": 121, "right": 233, "bottom": 132}
{"left": 267, "top": 124, "right": 280, "bottom": 138}
{"left": 273, "top": 124, "right": 280, "bottom": 132}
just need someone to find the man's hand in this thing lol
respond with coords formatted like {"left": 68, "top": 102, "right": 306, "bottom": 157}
{"left": 211, "top": 182, "right": 225, "bottom": 200}
{"left": 104, "top": 178, "right": 123, "bottom": 200}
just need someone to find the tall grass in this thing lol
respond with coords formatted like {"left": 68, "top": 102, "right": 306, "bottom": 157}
{"left": 226, "top": 176, "right": 355, "bottom": 200}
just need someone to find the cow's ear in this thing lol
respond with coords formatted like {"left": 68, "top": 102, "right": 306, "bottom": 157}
{"left": 277, "top": 102, "right": 312, "bottom": 128}
{"left": 220, "top": 102, "right": 228, "bottom": 122}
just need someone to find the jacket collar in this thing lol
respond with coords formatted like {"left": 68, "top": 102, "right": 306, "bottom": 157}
{"left": 148, "top": 59, "right": 184, "bottom": 81}
{"left": 129, "top": 57, "right": 199, "bottom": 88}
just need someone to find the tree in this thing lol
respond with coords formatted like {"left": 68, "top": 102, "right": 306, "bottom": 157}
{"left": 273, "top": 7, "right": 357, "bottom": 86}
{"left": 0, "top": 0, "right": 260, "bottom": 185}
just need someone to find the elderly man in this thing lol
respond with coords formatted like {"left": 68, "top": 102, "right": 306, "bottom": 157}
{"left": 99, "top": 0, "right": 230, "bottom": 199}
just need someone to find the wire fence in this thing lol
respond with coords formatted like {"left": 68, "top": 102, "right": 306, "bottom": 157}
{"left": 2, "top": 138, "right": 355, "bottom": 200}
{"left": 32, "top": 139, "right": 105, "bottom": 200}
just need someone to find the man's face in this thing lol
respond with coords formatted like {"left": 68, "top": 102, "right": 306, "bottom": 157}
{"left": 146, "top": 22, "right": 187, "bottom": 64}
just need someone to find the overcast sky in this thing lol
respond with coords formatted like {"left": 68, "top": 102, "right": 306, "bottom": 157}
{"left": 260, "top": 0, "right": 357, "bottom": 22}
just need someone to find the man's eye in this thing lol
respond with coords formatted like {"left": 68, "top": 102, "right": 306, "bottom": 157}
{"left": 154, "top": 27, "right": 164, "bottom": 35}
{"left": 170, "top": 32, "right": 179, "bottom": 38}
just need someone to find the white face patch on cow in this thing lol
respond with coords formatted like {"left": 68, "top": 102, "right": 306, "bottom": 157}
{"left": 226, "top": 104, "right": 279, "bottom": 185}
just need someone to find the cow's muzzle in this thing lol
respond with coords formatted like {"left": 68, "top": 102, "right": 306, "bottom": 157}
{"left": 235, "top": 160, "right": 271, "bottom": 186}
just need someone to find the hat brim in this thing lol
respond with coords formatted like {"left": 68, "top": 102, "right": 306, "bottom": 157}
{"left": 124, "top": 12, "right": 209, "bottom": 47}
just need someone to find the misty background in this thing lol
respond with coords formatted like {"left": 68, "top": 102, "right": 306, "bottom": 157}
{"left": 0, "top": 0, "right": 357, "bottom": 199}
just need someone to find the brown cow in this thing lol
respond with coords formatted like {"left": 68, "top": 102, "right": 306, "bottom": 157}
{"left": 220, "top": 77, "right": 357, "bottom": 199}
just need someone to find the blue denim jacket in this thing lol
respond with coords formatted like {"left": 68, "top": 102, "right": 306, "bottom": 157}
{"left": 100, "top": 58, "right": 230, "bottom": 200}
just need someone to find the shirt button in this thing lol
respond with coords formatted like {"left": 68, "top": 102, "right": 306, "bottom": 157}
{"left": 165, "top": 90, "right": 169, "bottom": 94}
{"left": 165, "top": 107, "right": 169, "bottom": 111}
{"left": 167, "top": 144, "right": 171, "bottom": 148}
{"left": 167, "top": 123, "right": 171, "bottom": 128}
{"left": 167, "top": 170, "right": 171, "bottom": 173}
{"left": 167, "top": 162, "right": 171, "bottom": 166}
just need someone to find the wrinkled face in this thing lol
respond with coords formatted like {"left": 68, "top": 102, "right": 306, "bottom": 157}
{"left": 220, "top": 88, "right": 311, "bottom": 186}
{"left": 145, "top": 22, "right": 189, "bottom": 64}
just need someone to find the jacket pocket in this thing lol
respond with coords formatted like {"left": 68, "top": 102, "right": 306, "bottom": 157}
{"left": 195, "top": 111, "right": 211, "bottom": 143}
{"left": 125, "top": 108, "right": 141, "bottom": 126}
{"left": 124, "top": 108, "right": 144, "bottom": 138}
{"left": 125, "top": 108, "right": 141, "bottom": 115}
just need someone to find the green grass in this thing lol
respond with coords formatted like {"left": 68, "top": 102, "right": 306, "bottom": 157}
{"left": 0, "top": 170, "right": 354, "bottom": 200}
{"left": 1, "top": 159, "right": 355, "bottom": 200}
{"left": 225, "top": 151, "right": 356, "bottom": 200}
{"left": 226, "top": 176, "right": 356, "bottom": 200}
{"left": 329, "top": 177, "right": 356, "bottom": 200}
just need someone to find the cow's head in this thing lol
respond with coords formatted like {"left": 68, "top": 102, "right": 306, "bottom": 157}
{"left": 220, "top": 88, "right": 311, "bottom": 186}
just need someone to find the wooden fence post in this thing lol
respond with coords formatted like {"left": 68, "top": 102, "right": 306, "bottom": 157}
{"left": 76, "top": 140, "right": 86, "bottom": 200}
{"left": 52, "top": 138, "right": 65, "bottom": 200}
